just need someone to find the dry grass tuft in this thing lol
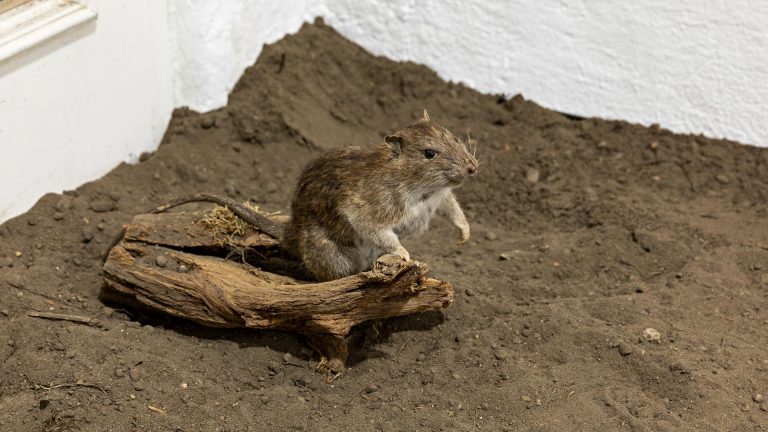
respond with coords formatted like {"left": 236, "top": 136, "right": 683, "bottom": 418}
{"left": 202, "top": 201, "right": 261, "bottom": 245}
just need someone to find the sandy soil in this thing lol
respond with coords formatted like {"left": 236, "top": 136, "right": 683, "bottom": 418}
{"left": 1, "top": 20, "right": 768, "bottom": 432}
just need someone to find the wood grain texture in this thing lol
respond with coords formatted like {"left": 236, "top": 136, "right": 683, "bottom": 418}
{"left": 102, "top": 211, "right": 453, "bottom": 371}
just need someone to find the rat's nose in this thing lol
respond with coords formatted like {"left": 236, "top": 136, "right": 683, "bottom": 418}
{"left": 467, "top": 164, "right": 477, "bottom": 176}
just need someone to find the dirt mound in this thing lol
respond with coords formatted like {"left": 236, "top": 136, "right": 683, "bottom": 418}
{"left": 1, "top": 20, "right": 767, "bottom": 431}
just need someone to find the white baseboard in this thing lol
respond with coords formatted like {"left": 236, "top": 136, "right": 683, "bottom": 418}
{"left": 0, "top": 0, "right": 96, "bottom": 63}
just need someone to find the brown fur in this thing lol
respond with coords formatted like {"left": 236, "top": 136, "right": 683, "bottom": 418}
{"left": 282, "top": 115, "right": 478, "bottom": 281}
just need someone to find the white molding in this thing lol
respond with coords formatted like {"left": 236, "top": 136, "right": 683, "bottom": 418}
{"left": 0, "top": 0, "right": 96, "bottom": 63}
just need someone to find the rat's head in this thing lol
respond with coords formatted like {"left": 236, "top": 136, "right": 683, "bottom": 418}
{"left": 385, "top": 111, "right": 478, "bottom": 189}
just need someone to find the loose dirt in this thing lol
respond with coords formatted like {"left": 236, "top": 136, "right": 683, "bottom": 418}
{"left": 1, "top": 20, "right": 767, "bottom": 431}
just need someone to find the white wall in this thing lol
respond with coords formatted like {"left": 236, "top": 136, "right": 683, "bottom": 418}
{"left": 325, "top": 0, "right": 768, "bottom": 147}
{"left": 168, "top": 0, "right": 327, "bottom": 111}
{"left": 0, "top": 0, "right": 173, "bottom": 222}
{"left": 1, "top": 0, "right": 767, "bottom": 222}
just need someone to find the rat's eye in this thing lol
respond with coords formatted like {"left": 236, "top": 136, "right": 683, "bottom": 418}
{"left": 424, "top": 149, "right": 436, "bottom": 159}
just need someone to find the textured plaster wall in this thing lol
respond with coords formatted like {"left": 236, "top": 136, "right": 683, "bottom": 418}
{"left": 169, "top": 0, "right": 327, "bottom": 111}
{"left": 325, "top": 0, "right": 768, "bottom": 147}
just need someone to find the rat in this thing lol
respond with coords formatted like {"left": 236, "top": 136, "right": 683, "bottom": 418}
{"left": 152, "top": 112, "right": 478, "bottom": 282}
{"left": 281, "top": 111, "right": 478, "bottom": 281}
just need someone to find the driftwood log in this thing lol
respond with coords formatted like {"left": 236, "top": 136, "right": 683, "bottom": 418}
{"left": 102, "top": 208, "right": 454, "bottom": 372}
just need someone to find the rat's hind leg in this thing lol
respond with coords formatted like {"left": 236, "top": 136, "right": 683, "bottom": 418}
{"left": 301, "top": 227, "right": 355, "bottom": 282}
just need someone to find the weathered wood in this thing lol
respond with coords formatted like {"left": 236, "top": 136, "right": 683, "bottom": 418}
{"left": 102, "top": 210, "right": 454, "bottom": 371}
{"left": 124, "top": 212, "right": 281, "bottom": 249}
{"left": 150, "top": 193, "right": 286, "bottom": 239}
{"left": 104, "top": 243, "right": 451, "bottom": 333}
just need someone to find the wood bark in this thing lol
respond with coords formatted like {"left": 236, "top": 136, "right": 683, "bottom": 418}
{"left": 102, "top": 210, "right": 453, "bottom": 372}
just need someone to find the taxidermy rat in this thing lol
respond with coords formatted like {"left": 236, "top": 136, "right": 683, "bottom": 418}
{"left": 153, "top": 111, "right": 478, "bottom": 282}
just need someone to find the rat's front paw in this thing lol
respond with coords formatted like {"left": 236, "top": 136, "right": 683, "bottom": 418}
{"left": 457, "top": 223, "right": 470, "bottom": 244}
{"left": 393, "top": 246, "right": 411, "bottom": 262}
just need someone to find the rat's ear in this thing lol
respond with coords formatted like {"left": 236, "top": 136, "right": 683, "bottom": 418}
{"left": 422, "top": 109, "right": 430, "bottom": 121}
{"left": 385, "top": 135, "right": 404, "bottom": 156}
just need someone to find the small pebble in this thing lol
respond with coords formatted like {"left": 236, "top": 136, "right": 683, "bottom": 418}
{"left": 155, "top": 255, "right": 169, "bottom": 268}
{"left": 181, "top": 382, "right": 188, "bottom": 389}
{"left": 715, "top": 174, "right": 730, "bottom": 184}
{"left": 282, "top": 352, "right": 293, "bottom": 364}
{"left": 484, "top": 231, "right": 498, "bottom": 241}
{"left": 643, "top": 328, "right": 661, "bottom": 343}
{"left": 525, "top": 167, "right": 540, "bottom": 183}
{"left": 480, "top": 403, "right": 489, "bottom": 410}
{"left": 178, "top": 264, "right": 189, "bottom": 273}
{"left": 267, "top": 361, "right": 280, "bottom": 373}
{"left": 81, "top": 227, "right": 94, "bottom": 243}
{"left": 499, "top": 251, "right": 517, "bottom": 261}
{"left": 521, "top": 395, "right": 532, "bottom": 402}
{"left": 27, "top": 218, "right": 37, "bottom": 226}
{"left": 128, "top": 368, "right": 141, "bottom": 381}
{"left": 138, "top": 152, "right": 151, "bottom": 162}
{"left": 200, "top": 117, "right": 215, "bottom": 129}
{"left": 761, "top": 403, "right": 768, "bottom": 412}
{"left": 129, "top": 394, "right": 136, "bottom": 400}
{"left": 365, "top": 384, "right": 379, "bottom": 394}
{"left": 754, "top": 394, "right": 764, "bottom": 403}
{"left": 54, "top": 197, "right": 72, "bottom": 211}
{"left": 114, "top": 367, "right": 126, "bottom": 378}
{"left": 133, "top": 383, "right": 144, "bottom": 391}
{"left": 669, "top": 361, "right": 688, "bottom": 374}
{"left": 618, "top": 342, "right": 633, "bottom": 356}
{"left": 52, "top": 212, "right": 64, "bottom": 221}
{"left": 90, "top": 197, "right": 115, "bottom": 213}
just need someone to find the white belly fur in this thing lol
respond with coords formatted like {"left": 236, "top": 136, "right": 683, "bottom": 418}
{"left": 353, "top": 188, "right": 450, "bottom": 272}
{"left": 395, "top": 187, "right": 450, "bottom": 237}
